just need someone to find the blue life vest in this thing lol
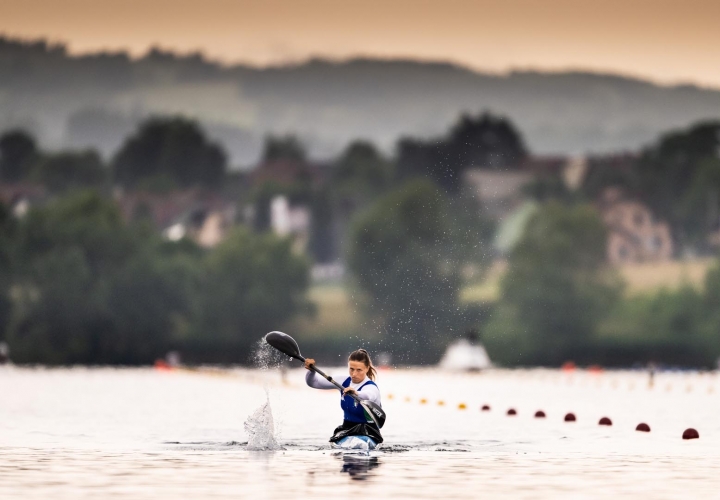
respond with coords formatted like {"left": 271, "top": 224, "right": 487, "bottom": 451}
{"left": 340, "top": 376, "right": 378, "bottom": 423}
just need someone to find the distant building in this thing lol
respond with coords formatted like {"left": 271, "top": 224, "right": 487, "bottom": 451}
{"left": 464, "top": 156, "right": 572, "bottom": 221}
{"left": 0, "top": 183, "right": 47, "bottom": 217}
{"left": 463, "top": 169, "right": 534, "bottom": 220}
{"left": 250, "top": 159, "right": 331, "bottom": 187}
{"left": 597, "top": 188, "right": 673, "bottom": 263}
{"left": 117, "top": 189, "right": 236, "bottom": 248}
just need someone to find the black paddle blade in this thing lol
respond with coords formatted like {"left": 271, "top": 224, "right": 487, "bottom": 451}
{"left": 264, "top": 331, "right": 304, "bottom": 361}
{"left": 361, "top": 401, "right": 387, "bottom": 429}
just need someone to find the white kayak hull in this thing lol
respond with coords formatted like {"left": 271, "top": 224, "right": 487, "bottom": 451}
{"left": 332, "top": 435, "right": 378, "bottom": 451}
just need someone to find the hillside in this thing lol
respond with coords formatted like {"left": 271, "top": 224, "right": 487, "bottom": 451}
{"left": 2, "top": 36, "right": 720, "bottom": 165}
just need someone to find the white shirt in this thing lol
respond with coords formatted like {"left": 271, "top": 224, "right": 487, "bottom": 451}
{"left": 305, "top": 370, "right": 382, "bottom": 406}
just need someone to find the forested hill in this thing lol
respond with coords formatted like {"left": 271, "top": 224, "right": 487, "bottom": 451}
{"left": 2, "top": 36, "right": 720, "bottom": 165}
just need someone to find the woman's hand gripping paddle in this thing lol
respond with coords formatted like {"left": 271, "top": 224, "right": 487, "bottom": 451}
{"left": 264, "top": 331, "right": 386, "bottom": 429}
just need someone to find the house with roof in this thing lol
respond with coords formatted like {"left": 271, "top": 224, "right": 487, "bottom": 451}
{"left": 596, "top": 188, "right": 673, "bottom": 263}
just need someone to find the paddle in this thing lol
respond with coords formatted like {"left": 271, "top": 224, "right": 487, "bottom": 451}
{"left": 264, "top": 331, "right": 386, "bottom": 429}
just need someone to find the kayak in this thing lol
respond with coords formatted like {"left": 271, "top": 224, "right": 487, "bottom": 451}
{"left": 332, "top": 435, "right": 378, "bottom": 451}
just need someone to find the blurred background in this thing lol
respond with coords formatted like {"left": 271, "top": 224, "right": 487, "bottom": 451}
{"left": 1, "top": 0, "right": 720, "bottom": 369}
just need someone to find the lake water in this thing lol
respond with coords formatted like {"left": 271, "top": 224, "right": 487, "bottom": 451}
{"left": 1, "top": 365, "right": 719, "bottom": 499}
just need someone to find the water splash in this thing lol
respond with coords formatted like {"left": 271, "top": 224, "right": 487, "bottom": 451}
{"left": 244, "top": 393, "right": 280, "bottom": 451}
{"left": 252, "top": 338, "right": 285, "bottom": 371}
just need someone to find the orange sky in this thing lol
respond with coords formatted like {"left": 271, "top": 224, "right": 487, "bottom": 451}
{"left": 2, "top": 0, "right": 719, "bottom": 87}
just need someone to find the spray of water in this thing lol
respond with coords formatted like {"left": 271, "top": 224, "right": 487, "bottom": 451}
{"left": 244, "top": 390, "right": 280, "bottom": 450}
{"left": 252, "top": 338, "right": 285, "bottom": 370}
{"left": 242, "top": 338, "right": 286, "bottom": 450}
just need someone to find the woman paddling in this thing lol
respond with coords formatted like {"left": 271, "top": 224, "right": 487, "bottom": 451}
{"left": 304, "top": 349, "right": 383, "bottom": 446}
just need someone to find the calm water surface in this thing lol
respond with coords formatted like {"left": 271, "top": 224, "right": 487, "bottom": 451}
{"left": 1, "top": 366, "right": 719, "bottom": 499}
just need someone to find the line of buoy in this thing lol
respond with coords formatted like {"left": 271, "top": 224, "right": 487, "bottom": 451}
{"left": 682, "top": 428, "right": 699, "bottom": 440}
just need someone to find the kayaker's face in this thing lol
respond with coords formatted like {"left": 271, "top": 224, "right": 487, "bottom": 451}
{"left": 348, "top": 361, "right": 368, "bottom": 384}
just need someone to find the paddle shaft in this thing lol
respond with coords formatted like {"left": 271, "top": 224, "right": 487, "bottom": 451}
{"left": 295, "top": 354, "right": 365, "bottom": 405}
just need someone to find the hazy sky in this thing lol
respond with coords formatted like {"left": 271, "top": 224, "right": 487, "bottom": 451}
{"left": 2, "top": 0, "right": 719, "bottom": 87}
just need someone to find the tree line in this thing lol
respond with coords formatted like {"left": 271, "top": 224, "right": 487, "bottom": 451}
{"left": 1, "top": 112, "right": 720, "bottom": 366}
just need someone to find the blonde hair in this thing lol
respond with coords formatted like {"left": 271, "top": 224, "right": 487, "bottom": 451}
{"left": 348, "top": 349, "right": 377, "bottom": 380}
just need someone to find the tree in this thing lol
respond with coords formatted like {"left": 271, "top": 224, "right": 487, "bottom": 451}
{"left": 6, "top": 192, "right": 132, "bottom": 363}
{"left": 112, "top": 117, "right": 226, "bottom": 188}
{"left": 309, "top": 188, "right": 335, "bottom": 263}
{"left": 0, "top": 202, "right": 15, "bottom": 339}
{"left": 333, "top": 141, "right": 393, "bottom": 194}
{"left": 347, "top": 179, "right": 491, "bottom": 363}
{"left": 677, "top": 158, "right": 720, "bottom": 250}
{"left": 635, "top": 121, "right": 720, "bottom": 247}
{"left": 193, "top": 228, "right": 310, "bottom": 361}
{"left": 261, "top": 135, "right": 307, "bottom": 163}
{"left": 31, "top": 150, "right": 106, "bottom": 192}
{"left": 105, "top": 250, "right": 199, "bottom": 363}
{"left": 484, "top": 202, "right": 622, "bottom": 365}
{"left": 397, "top": 112, "right": 527, "bottom": 193}
{"left": 0, "top": 130, "right": 38, "bottom": 182}
{"left": 4, "top": 191, "right": 193, "bottom": 363}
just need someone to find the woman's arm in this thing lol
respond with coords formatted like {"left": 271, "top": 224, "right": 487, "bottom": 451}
{"left": 352, "top": 384, "right": 381, "bottom": 405}
{"left": 305, "top": 369, "right": 340, "bottom": 390}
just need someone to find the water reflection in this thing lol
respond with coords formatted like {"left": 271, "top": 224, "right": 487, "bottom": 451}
{"left": 338, "top": 455, "right": 381, "bottom": 481}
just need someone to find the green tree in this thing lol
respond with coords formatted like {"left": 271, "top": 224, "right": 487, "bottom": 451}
{"left": 334, "top": 141, "right": 393, "bottom": 195}
{"left": 397, "top": 112, "right": 527, "bottom": 193}
{"left": 485, "top": 202, "right": 622, "bottom": 365}
{"left": 348, "top": 179, "right": 491, "bottom": 363}
{"left": 597, "top": 285, "right": 709, "bottom": 365}
{"left": 261, "top": 135, "right": 307, "bottom": 163}
{"left": 4, "top": 191, "right": 195, "bottom": 364}
{"left": 700, "top": 263, "right": 720, "bottom": 356}
{"left": 677, "top": 158, "right": 720, "bottom": 249}
{"left": 309, "top": 187, "right": 335, "bottom": 263}
{"left": 193, "top": 228, "right": 310, "bottom": 361}
{"left": 31, "top": 150, "right": 106, "bottom": 192}
{"left": 0, "top": 202, "right": 15, "bottom": 339}
{"left": 112, "top": 117, "right": 226, "bottom": 188}
{"left": 105, "top": 250, "right": 199, "bottom": 363}
{"left": 0, "top": 130, "right": 38, "bottom": 182}
{"left": 635, "top": 121, "right": 720, "bottom": 247}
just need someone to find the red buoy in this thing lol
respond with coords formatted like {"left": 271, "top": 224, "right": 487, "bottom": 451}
{"left": 561, "top": 361, "right": 576, "bottom": 372}
{"left": 507, "top": 408, "right": 517, "bottom": 416}
{"left": 564, "top": 412, "right": 576, "bottom": 422}
{"left": 154, "top": 359, "right": 171, "bottom": 371}
{"left": 682, "top": 428, "right": 699, "bottom": 440}
{"left": 481, "top": 405, "right": 491, "bottom": 411}
{"left": 636, "top": 423, "right": 651, "bottom": 432}
{"left": 598, "top": 417, "right": 612, "bottom": 426}
{"left": 534, "top": 410, "right": 546, "bottom": 418}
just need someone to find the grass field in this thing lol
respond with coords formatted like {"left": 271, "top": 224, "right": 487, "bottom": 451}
{"left": 295, "top": 285, "right": 362, "bottom": 338}
{"left": 460, "top": 258, "right": 718, "bottom": 303}
{"left": 300, "top": 259, "right": 719, "bottom": 337}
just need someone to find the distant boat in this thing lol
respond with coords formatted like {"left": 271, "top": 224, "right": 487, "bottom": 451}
{"left": 439, "top": 338, "right": 491, "bottom": 371}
